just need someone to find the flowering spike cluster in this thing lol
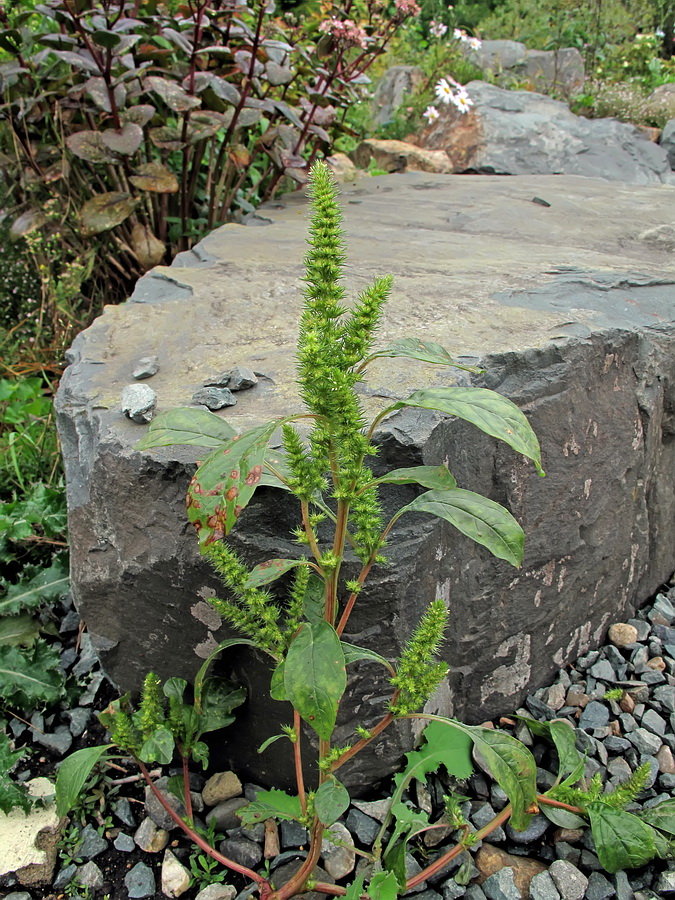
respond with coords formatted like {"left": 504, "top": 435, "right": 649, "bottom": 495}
{"left": 283, "top": 565, "right": 311, "bottom": 639}
{"left": 135, "top": 672, "right": 167, "bottom": 738}
{"left": 291, "top": 161, "right": 389, "bottom": 535}
{"left": 207, "top": 542, "right": 285, "bottom": 658}
{"left": 389, "top": 600, "right": 450, "bottom": 716}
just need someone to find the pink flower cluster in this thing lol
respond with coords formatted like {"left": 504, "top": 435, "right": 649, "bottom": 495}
{"left": 429, "top": 19, "right": 448, "bottom": 38}
{"left": 318, "top": 16, "right": 369, "bottom": 48}
{"left": 453, "top": 28, "right": 481, "bottom": 49}
{"left": 394, "top": 0, "right": 421, "bottom": 16}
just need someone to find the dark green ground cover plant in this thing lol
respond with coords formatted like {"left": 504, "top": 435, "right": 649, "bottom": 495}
{"left": 54, "top": 162, "right": 675, "bottom": 893}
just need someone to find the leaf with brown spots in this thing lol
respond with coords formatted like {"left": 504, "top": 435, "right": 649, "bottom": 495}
{"left": 187, "top": 420, "right": 285, "bottom": 549}
{"left": 244, "top": 558, "right": 308, "bottom": 589}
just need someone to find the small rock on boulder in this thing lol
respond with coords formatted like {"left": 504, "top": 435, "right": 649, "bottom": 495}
{"left": 351, "top": 139, "right": 452, "bottom": 174}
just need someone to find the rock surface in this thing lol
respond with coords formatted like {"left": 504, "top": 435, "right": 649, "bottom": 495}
{"left": 56, "top": 172, "right": 675, "bottom": 790}
{"left": 662, "top": 119, "right": 675, "bottom": 169}
{"left": 0, "top": 778, "right": 61, "bottom": 886}
{"left": 419, "top": 81, "right": 675, "bottom": 185}
{"left": 460, "top": 40, "right": 585, "bottom": 95}
{"left": 351, "top": 138, "right": 452, "bottom": 174}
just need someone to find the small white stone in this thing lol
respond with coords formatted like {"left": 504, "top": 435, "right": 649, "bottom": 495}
{"left": 195, "top": 885, "right": 237, "bottom": 900}
{"left": 161, "top": 848, "right": 191, "bottom": 898}
{"left": 134, "top": 816, "right": 169, "bottom": 853}
{"left": 121, "top": 383, "right": 157, "bottom": 424}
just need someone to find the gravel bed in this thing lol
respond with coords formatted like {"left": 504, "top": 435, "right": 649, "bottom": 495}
{"left": 3, "top": 576, "right": 675, "bottom": 900}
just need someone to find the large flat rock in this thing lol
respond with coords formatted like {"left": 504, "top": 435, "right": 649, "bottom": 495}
{"left": 56, "top": 173, "right": 675, "bottom": 789}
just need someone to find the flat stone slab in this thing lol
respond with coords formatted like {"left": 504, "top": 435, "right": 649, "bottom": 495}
{"left": 56, "top": 173, "right": 675, "bottom": 789}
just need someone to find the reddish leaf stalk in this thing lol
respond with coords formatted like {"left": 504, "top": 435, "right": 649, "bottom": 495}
{"left": 136, "top": 759, "right": 268, "bottom": 887}
{"left": 293, "top": 709, "right": 307, "bottom": 815}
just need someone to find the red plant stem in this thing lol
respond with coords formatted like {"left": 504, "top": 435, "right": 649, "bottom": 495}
{"left": 329, "top": 709, "right": 395, "bottom": 773}
{"left": 272, "top": 816, "right": 325, "bottom": 900}
{"left": 293, "top": 709, "right": 307, "bottom": 815}
{"left": 538, "top": 795, "right": 585, "bottom": 814}
{"left": 182, "top": 754, "right": 193, "bottom": 822}
{"left": 136, "top": 760, "right": 268, "bottom": 887}
{"left": 336, "top": 515, "right": 397, "bottom": 637}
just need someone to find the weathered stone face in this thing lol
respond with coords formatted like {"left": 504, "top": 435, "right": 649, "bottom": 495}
{"left": 420, "top": 82, "right": 674, "bottom": 185}
{"left": 55, "top": 173, "right": 675, "bottom": 790}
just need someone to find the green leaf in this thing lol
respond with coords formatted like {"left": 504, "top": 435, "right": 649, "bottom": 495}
{"left": 396, "top": 489, "right": 525, "bottom": 568}
{"left": 244, "top": 558, "right": 308, "bottom": 589}
{"left": 270, "top": 661, "right": 287, "bottom": 701}
{"left": 238, "top": 788, "right": 302, "bottom": 826}
{"left": 80, "top": 192, "right": 138, "bottom": 237}
{"left": 55, "top": 745, "right": 111, "bottom": 817}
{"left": 0, "top": 641, "right": 65, "bottom": 707}
{"left": 383, "top": 839, "right": 408, "bottom": 891}
{"left": 366, "top": 870, "right": 399, "bottom": 900}
{"left": 314, "top": 778, "right": 350, "bottom": 825}
{"left": 0, "top": 613, "right": 40, "bottom": 647}
{"left": 433, "top": 718, "right": 537, "bottom": 831}
{"left": 284, "top": 621, "right": 346, "bottom": 741}
{"left": 540, "top": 804, "right": 587, "bottom": 829}
{"left": 386, "top": 387, "right": 544, "bottom": 476}
{"left": 163, "top": 677, "right": 188, "bottom": 700}
{"left": 129, "top": 161, "right": 179, "bottom": 194}
{"left": 139, "top": 727, "right": 175, "bottom": 765}
{"left": 0, "top": 556, "right": 69, "bottom": 615}
{"left": 0, "top": 732, "right": 32, "bottom": 814}
{"left": 65, "top": 130, "right": 119, "bottom": 164}
{"left": 638, "top": 799, "right": 675, "bottom": 836}
{"left": 143, "top": 75, "right": 201, "bottom": 112}
{"left": 135, "top": 407, "right": 237, "bottom": 450}
{"left": 373, "top": 465, "right": 456, "bottom": 491}
{"left": 166, "top": 774, "right": 186, "bottom": 807}
{"left": 364, "top": 338, "right": 483, "bottom": 372}
{"left": 588, "top": 803, "right": 658, "bottom": 873}
{"left": 515, "top": 716, "right": 582, "bottom": 781}
{"left": 193, "top": 637, "right": 258, "bottom": 709}
{"left": 258, "top": 733, "right": 290, "bottom": 754}
{"left": 341, "top": 642, "right": 395, "bottom": 676}
{"left": 198, "top": 677, "right": 246, "bottom": 735}
{"left": 344, "top": 874, "right": 366, "bottom": 900}
{"left": 187, "top": 421, "right": 282, "bottom": 548}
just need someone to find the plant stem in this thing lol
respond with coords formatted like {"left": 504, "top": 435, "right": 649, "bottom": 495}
{"left": 538, "top": 795, "right": 586, "bottom": 814}
{"left": 182, "top": 754, "right": 193, "bottom": 823}
{"left": 136, "top": 760, "right": 268, "bottom": 887}
{"left": 294, "top": 709, "right": 307, "bottom": 815}
{"left": 329, "top": 710, "right": 395, "bottom": 773}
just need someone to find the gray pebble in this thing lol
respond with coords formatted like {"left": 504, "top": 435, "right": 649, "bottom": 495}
{"left": 548, "top": 860, "right": 588, "bottom": 900}
{"left": 228, "top": 365, "right": 258, "bottom": 391}
{"left": 133, "top": 356, "right": 159, "bottom": 379}
{"left": 345, "top": 808, "right": 380, "bottom": 845}
{"left": 529, "top": 871, "right": 560, "bottom": 900}
{"left": 3, "top": 894, "right": 33, "bottom": 900}
{"left": 219, "top": 836, "right": 263, "bottom": 869}
{"left": 114, "top": 832, "right": 136, "bottom": 852}
{"left": 75, "top": 860, "right": 104, "bottom": 889}
{"left": 653, "top": 685, "right": 675, "bottom": 712}
{"left": 77, "top": 823, "right": 108, "bottom": 859}
{"left": 614, "top": 870, "right": 635, "bottom": 900}
{"left": 125, "top": 861, "right": 156, "bottom": 898}
{"left": 53, "top": 862, "right": 78, "bottom": 889}
{"left": 585, "top": 871, "right": 615, "bottom": 900}
{"left": 33, "top": 725, "right": 73, "bottom": 756}
{"left": 642, "top": 708, "right": 667, "bottom": 736}
{"left": 627, "top": 728, "right": 662, "bottom": 756}
{"left": 192, "top": 387, "right": 237, "bottom": 410}
{"left": 206, "top": 796, "right": 250, "bottom": 831}
{"left": 280, "top": 819, "right": 310, "bottom": 849}
{"left": 439, "top": 878, "right": 466, "bottom": 899}
{"left": 145, "top": 775, "right": 190, "bottom": 830}
{"left": 505, "top": 813, "right": 549, "bottom": 843}
{"left": 464, "top": 887, "right": 488, "bottom": 900}
{"left": 121, "top": 383, "right": 157, "bottom": 423}
{"left": 65, "top": 708, "right": 91, "bottom": 737}
{"left": 482, "top": 867, "right": 522, "bottom": 900}
{"left": 203, "top": 371, "right": 231, "bottom": 387}
{"left": 114, "top": 796, "right": 136, "bottom": 827}
{"left": 471, "top": 803, "right": 505, "bottom": 842}
{"left": 590, "top": 659, "right": 617, "bottom": 682}
{"left": 579, "top": 700, "right": 610, "bottom": 730}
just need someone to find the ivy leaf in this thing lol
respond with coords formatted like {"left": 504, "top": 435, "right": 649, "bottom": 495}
{"left": 187, "top": 420, "right": 283, "bottom": 548}
{"left": 395, "top": 489, "right": 524, "bottom": 568}
{"left": 372, "top": 465, "right": 456, "bottom": 491}
{"left": 314, "top": 778, "right": 350, "bottom": 825}
{"left": 243, "top": 558, "right": 308, "bottom": 589}
{"left": 55, "top": 745, "right": 111, "bottom": 817}
{"left": 238, "top": 788, "right": 302, "bottom": 826}
{"left": 284, "top": 621, "right": 346, "bottom": 741}
{"left": 588, "top": 803, "right": 658, "bottom": 873}
{"left": 135, "top": 407, "right": 237, "bottom": 450}
{"left": 363, "top": 338, "right": 483, "bottom": 372}
{"left": 385, "top": 387, "right": 544, "bottom": 476}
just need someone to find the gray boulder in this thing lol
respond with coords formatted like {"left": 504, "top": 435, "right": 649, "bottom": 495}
{"left": 55, "top": 172, "right": 675, "bottom": 792}
{"left": 460, "top": 41, "right": 584, "bottom": 95}
{"left": 420, "top": 81, "right": 675, "bottom": 185}
{"left": 371, "top": 65, "right": 424, "bottom": 128}
{"left": 662, "top": 119, "right": 675, "bottom": 169}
